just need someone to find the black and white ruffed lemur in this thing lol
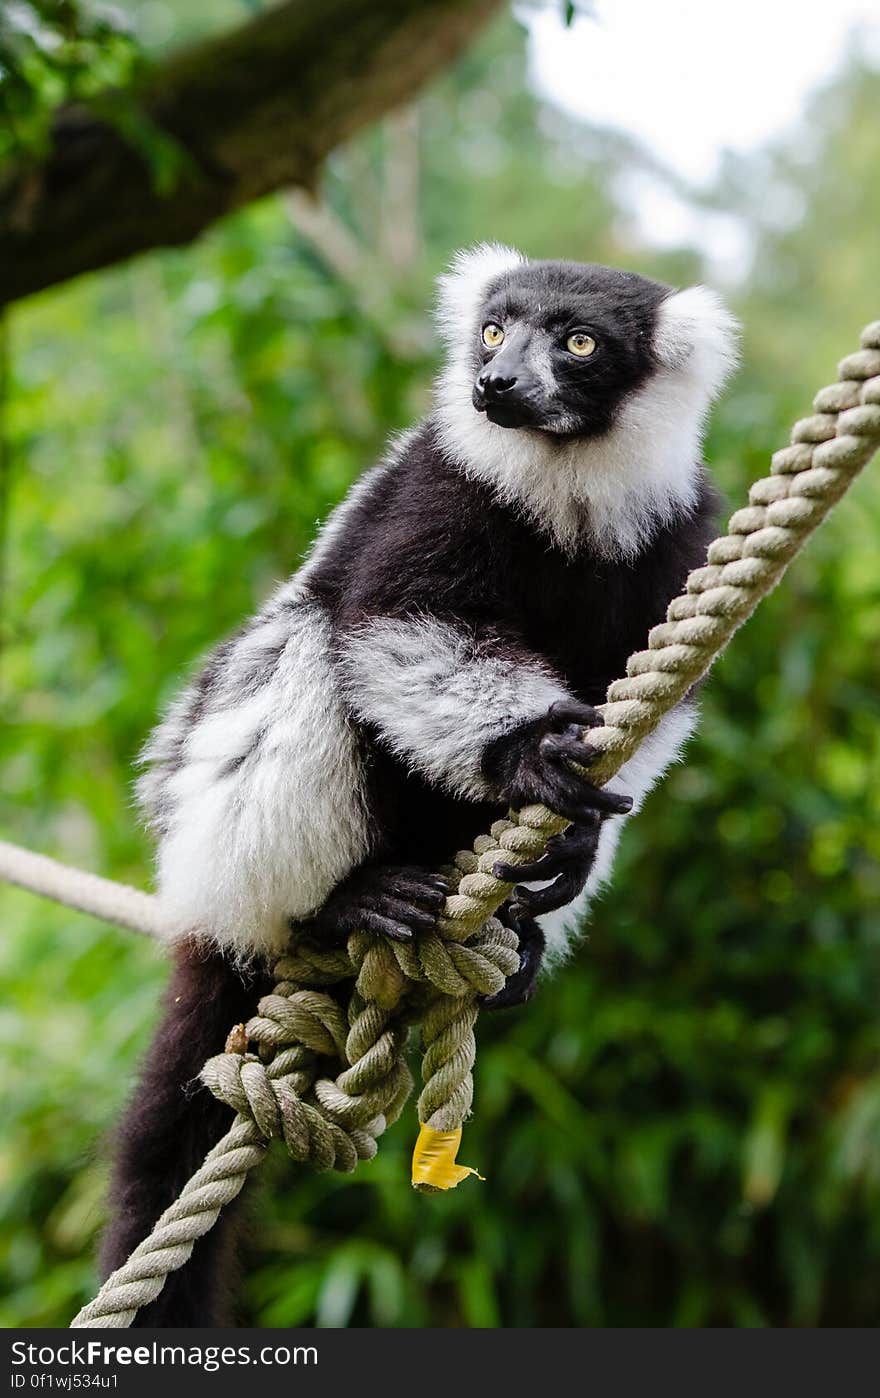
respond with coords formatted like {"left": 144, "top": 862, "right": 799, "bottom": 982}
{"left": 104, "top": 246, "right": 738, "bottom": 1325}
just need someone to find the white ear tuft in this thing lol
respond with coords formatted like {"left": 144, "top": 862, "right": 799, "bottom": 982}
{"left": 435, "top": 243, "right": 526, "bottom": 347}
{"left": 654, "top": 285, "right": 740, "bottom": 401}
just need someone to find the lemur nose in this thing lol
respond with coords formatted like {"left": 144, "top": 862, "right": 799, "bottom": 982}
{"left": 478, "top": 370, "right": 518, "bottom": 398}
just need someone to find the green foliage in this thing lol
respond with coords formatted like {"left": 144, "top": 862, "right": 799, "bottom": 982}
{"left": 0, "top": 1, "right": 143, "bottom": 164}
{"left": 1, "top": 12, "right": 879, "bottom": 1328}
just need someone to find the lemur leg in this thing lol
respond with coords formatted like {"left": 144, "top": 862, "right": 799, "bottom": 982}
{"left": 484, "top": 817, "right": 605, "bottom": 1010}
{"left": 483, "top": 903, "right": 546, "bottom": 1011}
{"left": 101, "top": 940, "right": 272, "bottom": 1327}
{"left": 313, "top": 863, "right": 449, "bottom": 943}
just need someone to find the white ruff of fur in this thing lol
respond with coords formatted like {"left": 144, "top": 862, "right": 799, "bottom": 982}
{"left": 538, "top": 704, "right": 698, "bottom": 965}
{"left": 138, "top": 590, "right": 373, "bottom": 959}
{"left": 338, "top": 614, "right": 572, "bottom": 801}
{"left": 433, "top": 245, "right": 739, "bottom": 559}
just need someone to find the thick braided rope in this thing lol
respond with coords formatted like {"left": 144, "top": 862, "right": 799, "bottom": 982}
{"left": 58, "top": 322, "right": 880, "bottom": 1325}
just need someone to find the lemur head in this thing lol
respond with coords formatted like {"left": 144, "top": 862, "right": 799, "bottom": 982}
{"left": 433, "top": 244, "right": 739, "bottom": 557}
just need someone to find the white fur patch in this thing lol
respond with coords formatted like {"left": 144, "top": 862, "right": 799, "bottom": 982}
{"left": 433, "top": 246, "right": 739, "bottom": 559}
{"left": 338, "top": 614, "right": 572, "bottom": 800}
{"left": 654, "top": 285, "right": 740, "bottom": 400}
{"left": 539, "top": 703, "right": 698, "bottom": 965}
{"left": 138, "top": 595, "right": 372, "bottom": 959}
{"left": 435, "top": 243, "right": 525, "bottom": 355}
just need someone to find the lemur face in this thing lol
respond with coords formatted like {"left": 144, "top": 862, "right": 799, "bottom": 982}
{"left": 471, "top": 261, "right": 669, "bottom": 438}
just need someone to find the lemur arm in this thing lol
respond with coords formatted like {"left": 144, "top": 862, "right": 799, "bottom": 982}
{"left": 337, "top": 612, "right": 573, "bottom": 802}
{"left": 337, "top": 612, "right": 633, "bottom": 818}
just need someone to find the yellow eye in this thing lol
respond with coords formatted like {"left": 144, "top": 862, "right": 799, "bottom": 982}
{"left": 481, "top": 322, "right": 505, "bottom": 348}
{"left": 566, "top": 331, "right": 597, "bottom": 357}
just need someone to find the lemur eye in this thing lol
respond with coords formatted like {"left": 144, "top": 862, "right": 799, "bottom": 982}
{"left": 481, "top": 322, "right": 505, "bottom": 348}
{"left": 566, "top": 331, "right": 597, "bottom": 357}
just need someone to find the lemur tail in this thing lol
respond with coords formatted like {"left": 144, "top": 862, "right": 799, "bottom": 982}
{"left": 100, "top": 939, "right": 272, "bottom": 1327}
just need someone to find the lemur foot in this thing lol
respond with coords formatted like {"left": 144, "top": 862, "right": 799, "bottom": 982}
{"left": 314, "top": 864, "right": 449, "bottom": 943}
{"left": 493, "top": 815, "right": 602, "bottom": 916}
{"left": 482, "top": 904, "right": 545, "bottom": 1011}
{"left": 488, "top": 699, "right": 633, "bottom": 824}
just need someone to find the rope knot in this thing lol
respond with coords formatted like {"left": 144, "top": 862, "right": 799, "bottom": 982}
{"left": 246, "top": 987, "right": 349, "bottom": 1060}
{"left": 200, "top": 1050, "right": 373, "bottom": 1173}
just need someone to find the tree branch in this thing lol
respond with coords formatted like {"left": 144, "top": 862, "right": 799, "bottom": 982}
{"left": 0, "top": 0, "right": 500, "bottom": 306}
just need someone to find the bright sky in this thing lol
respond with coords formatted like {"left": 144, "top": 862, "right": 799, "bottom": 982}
{"left": 525, "top": 0, "right": 880, "bottom": 275}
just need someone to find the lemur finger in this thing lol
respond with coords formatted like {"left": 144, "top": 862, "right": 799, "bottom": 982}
{"left": 547, "top": 699, "right": 604, "bottom": 730}
{"left": 542, "top": 738, "right": 632, "bottom": 806}
{"left": 542, "top": 762, "right": 633, "bottom": 817}
{"left": 357, "top": 911, "right": 414, "bottom": 942}
{"left": 537, "top": 776, "right": 631, "bottom": 823}
{"left": 494, "top": 856, "right": 551, "bottom": 883}
{"left": 494, "top": 845, "right": 576, "bottom": 883}
{"left": 374, "top": 869, "right": 449, "bottom": 904}
{"left": 494, "top": 819, "right": 601, "bottom": 883}
{"left": 385, "top": 880, "right": 448, "bottom": 908}
{"left": 564, "top": 790, "right": 633, "bottom": 820}
{"left": 367, "top": 884, "right": 445, "bottom": 913}
{"left": 516, "top": 869, "right": 584, "bottom": 915}
{"left": 482, "top": 914, "right": 545, "bottom": 1011}
{"left": 361, "top": 895, "right": 438, "bottom": 931}
{"left": 539, "top": 730, "right": 600, "bottom": 767}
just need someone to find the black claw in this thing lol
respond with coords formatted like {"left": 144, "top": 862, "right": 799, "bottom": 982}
{"left": 383, "top": 924, "right": 414, "bottom": 943}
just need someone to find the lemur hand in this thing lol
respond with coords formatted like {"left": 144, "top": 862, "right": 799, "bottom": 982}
{"left": 314, "top": 864, "right": 449, "bottom": 943}
{"left": 493, "top": 816, "right": 602, "bottom": 916}
{"left": 487, "top": 698, "right": 633, "bottom": 824}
